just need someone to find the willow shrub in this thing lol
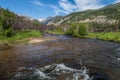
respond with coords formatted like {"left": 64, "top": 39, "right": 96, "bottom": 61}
{"left": 66, "top": 23, "right": 88, "bottom": 37}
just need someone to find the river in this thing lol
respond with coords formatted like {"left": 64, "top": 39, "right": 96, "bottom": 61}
{"left": 0, "top": 34, "right": 120, "bottom": 80}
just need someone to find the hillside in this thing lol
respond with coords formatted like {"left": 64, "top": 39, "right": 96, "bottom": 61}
{"left": 0, "top": 7, "right": 42, "bottom": 31}
{"left": 0, "top": 7, "right": 57, "bottom": 38}
{"left": 46, "top": 2, "right": 120, "bottom": 27}
{"left": 0, "top": 7, "right": 56, "bottom": 45}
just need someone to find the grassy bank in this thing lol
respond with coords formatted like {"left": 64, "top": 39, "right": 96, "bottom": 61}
{"left": 0, "top": 30, "right": 42, "bottom": 45}
{"left": 47, "top": 29, "right": 120, "bottom": 42}
{"left": 46, "top": 29, "right": 65, "bottom": 34}
{"left": 87, "top": 32, "right": 120, "bottom": 42}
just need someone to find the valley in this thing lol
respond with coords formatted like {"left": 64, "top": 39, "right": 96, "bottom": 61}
{"left": 0, "top": 1, "right": 120, "bottom": 80}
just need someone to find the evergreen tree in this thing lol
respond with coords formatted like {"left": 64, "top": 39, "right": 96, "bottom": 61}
{"left": 0, "top": 8, "right": 15, "bottom": 37}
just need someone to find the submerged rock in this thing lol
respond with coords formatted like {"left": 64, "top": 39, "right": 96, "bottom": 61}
{"left": 11, "top": 64, "right": 90, "bottom": 80}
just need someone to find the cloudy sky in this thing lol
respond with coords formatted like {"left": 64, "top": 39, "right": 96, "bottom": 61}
{"left": 0, "top": 0, "right": 120, "bottom": 19}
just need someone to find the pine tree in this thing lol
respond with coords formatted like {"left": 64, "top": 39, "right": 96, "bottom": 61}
{"left": 0, "top": 8, "right": 15, "bottom": 37}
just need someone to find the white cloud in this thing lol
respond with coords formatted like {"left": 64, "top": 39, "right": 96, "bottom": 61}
{"left": 74, "top": 0, "right": 104, "bottom": 11}
{"left": 33, "top": 0, "right": 44, "bottom": 6}
{"left": 59, "top": 0, "right": 77, "bottom": 12}
{"left": 56, "top": 0, "right": 104, "bottom": 15}
{"left": 114, "top": 0, "right": 120, "bottom": 3}
{"left": 51, "top": 0, "right": 120, "bottom": 16}
{"left": 50, "top": 5, "right": 69, "bottom": 15}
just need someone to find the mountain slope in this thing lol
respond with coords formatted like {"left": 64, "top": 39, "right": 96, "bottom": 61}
{"left": 0, "top": 7, "right": 43, "bottom": 37}
{"left": 0, "top": 7, "right": 41, "bottom": 31}
{"left": 46, "top": 2, "right": 120, "bottom": 26}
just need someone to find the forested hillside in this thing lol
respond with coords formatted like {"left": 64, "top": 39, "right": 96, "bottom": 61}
{"left": 0, "top": 7, "right": 42, "bottom": 37}
{"left": 0, "top": 7, "right": 58, "bottom": 44}
{"left": 46, "top": 2, "right": 120, "bottom": 32}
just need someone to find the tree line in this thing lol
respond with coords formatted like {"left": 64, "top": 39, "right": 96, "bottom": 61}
{"left": 60, "top": 20, "right": 120, "bottom": 37}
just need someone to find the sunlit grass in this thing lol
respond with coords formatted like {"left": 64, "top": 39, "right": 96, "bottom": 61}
{"left": 46, "top": 30, "right": 65, "bottom": 34}
{"left": 0, "top": 30, "right": 42, "bottom": 45}
{"left": 87, "top": 32, "right": 120, "bottom": 42}
{"left": 47, "top": 29, "right": 120, "bottom": 42}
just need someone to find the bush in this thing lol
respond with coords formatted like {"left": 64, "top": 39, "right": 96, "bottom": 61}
{"left": 66, "top": 23, "right": 88, "bottom": 36}
{"left": 78, "top": 23, "right": 88, "bottom": 36}
{"left": 0, "top": 9, "right": 15, "bottom": 37}
{"left": 66, "top": 23, "right": 78, "bottom": 36}
{"left": 4, "top": 27, "right": 15, "bottom": 37}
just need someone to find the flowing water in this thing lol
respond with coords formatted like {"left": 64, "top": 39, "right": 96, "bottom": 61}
{"left": 0, "top": 34, "right": 120, "bottom": 80}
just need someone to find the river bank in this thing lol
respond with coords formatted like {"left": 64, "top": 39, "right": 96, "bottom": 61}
{"left": 48, "top": 29, "right": 120, "bottom": 43}
{"left": 0, "top": 30, "right": 42, "bottom": 46}
{"left": 87, "top": 32, "right": 120, "bottom": 42}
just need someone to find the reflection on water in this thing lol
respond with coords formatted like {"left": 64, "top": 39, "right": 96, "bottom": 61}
{"left": 0, "top": 35, "right": 120, "bottom": 80}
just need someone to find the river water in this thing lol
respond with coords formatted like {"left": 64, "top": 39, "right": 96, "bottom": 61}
{"left": 0, "top": 35, "right": 120, "bottom": 80}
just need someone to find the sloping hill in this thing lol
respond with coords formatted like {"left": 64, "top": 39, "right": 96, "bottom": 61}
{"left": 46, "top": 2, "right": 120, "bottom": 26}
{"left": 0, "top": 7, "right": 44, "bottom": 37}
{"left": 0, "top": 7, "right": 41, "bottom": 31}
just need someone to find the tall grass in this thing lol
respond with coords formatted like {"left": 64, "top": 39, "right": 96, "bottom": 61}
{"left": 87, "top": 32, "right": 120, "bottom": 42}
{"left": 0, "top": 30, "right": 42, "bottom": 44}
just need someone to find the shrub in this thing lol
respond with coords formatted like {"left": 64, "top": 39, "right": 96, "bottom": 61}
{"left": 66, "top": 23, "right": 88, "bottom": 36}
{"left": 78, "top": 23, "right": 88, "bottom": 36}
{"left": 0, "top": 9, "right": 15, "bottom": 37}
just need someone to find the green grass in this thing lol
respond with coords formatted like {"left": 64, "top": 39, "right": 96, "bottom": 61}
{"left": 46, "top": 29, "right": 120, "bottom": 42}
{"left": 46, "top": 30, "right": 65, "bottom": 34}
{"left": 87, "top": 32, "right": 120, "bottom": 42}
{"left": 0, "top": 30, "right": 42, "bottom": 45}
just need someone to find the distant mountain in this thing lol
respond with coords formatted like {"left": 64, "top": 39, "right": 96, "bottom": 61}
{"left": 45, "top": 2, "right": 120, "bottom": 26}
{"left": 38, "top": 18, "right": 46, "bottom": 22}
{"left": 41, "top": 17, "right": 55, "bottom": 25}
